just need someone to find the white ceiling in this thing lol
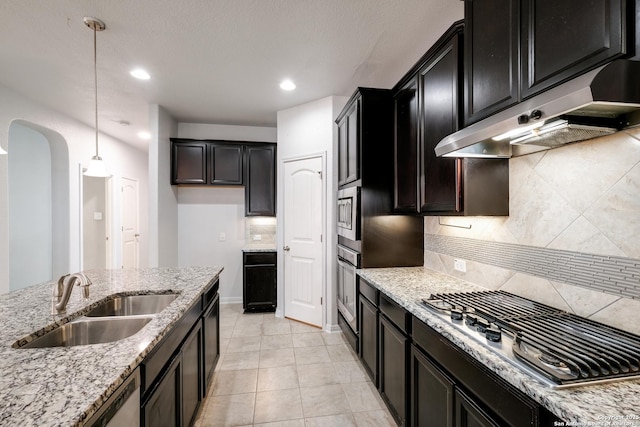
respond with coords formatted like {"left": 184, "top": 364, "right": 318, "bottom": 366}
{"left": 0, "top": 1, "right": 463, "bottom": 150}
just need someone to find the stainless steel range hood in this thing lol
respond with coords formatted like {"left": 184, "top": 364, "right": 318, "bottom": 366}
{"left": 435, "top": 60, "right": 640, "bottom": 158}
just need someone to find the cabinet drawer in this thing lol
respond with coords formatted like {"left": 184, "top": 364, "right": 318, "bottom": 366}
{"left": 243, "top": 252, "right": 276, "bottom": 265}
{"left": 380, "top": 293, "right": 410, "bottom": 335}
{"left": 359, "top": 278, "right": 378, "bottom": 306}
{"left": 202, "top": 279, "right": 219, "bottom": 308}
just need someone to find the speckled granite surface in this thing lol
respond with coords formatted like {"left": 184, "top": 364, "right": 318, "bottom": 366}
{"left": 0, "top": 267, "right": 222, "bottom": 427}
{"left": 358, "top": 267, "right": 640, "bottom": 425}
{"left": 242, "top": 243, "right": 277, "bottom": 252}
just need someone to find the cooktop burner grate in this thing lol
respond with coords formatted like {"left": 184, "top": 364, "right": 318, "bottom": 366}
{"left": 423, "top": 290, "right": 640, "bottom": 386}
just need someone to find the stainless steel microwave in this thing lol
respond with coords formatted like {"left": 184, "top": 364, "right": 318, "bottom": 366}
{"left": 337, "top": 186, "right": 360, "bottom": 242}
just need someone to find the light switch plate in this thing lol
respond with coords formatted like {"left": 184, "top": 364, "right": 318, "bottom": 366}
{"left": 454, "top": 259, "right": 467, "bottom": 272}
{"left": 219, "top": 232, "right": 226, "bottom": 242}
{"left": 93, "top": 212, "right": 103, "bottom": 221}
{"left": 253, "top": 235, "right": 262, "bottom": 241}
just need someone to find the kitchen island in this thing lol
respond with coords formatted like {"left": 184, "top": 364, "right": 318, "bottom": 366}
{"left": 358, "top": 266, "right": 640, "bottom": 425}
{"left": 0, "top": 266, "right": 222, "bottom": 427}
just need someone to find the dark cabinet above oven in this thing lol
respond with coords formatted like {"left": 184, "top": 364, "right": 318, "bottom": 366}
{"left": 335, "top": 88, "right": 423, "bottom": 268}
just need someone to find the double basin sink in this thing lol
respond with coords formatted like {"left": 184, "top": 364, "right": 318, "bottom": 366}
{"left": 19, "top": 293, "right": 179, "bottom": 349}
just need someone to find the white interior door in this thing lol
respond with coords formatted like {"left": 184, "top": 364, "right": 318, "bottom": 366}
{"left": 283, "top": 156, "right": 324, "bottom": 327}
{"left": 121, "top": 177, "right": 139, "bottom": 269}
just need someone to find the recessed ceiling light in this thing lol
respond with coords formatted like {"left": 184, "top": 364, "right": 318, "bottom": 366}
{"left": 137, "top": 131, "right": 151, "bottom": 140}
{"left": 280, "top": 80, "right": 296, "bottom": 91}
{"left": 130, "top": 68, "right": 150, "bottom": 80}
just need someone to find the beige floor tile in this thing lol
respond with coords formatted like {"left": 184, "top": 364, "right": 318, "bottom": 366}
{"left": 263, "top": 320, "right": 292, "bottom": 335}
{"left": 326, "top": 343, "right": 357, "bottom": 362}
{"left": 290, "top": 320, "right": 322, "bottom": 334}
{"left": 294, "top": 346, "right": 331, "bottom": 365}
{"left": 333, "top": 361, "right": 369, "bottom": 383}
{"left": 227, "top": 336, "right": 262, "bottom": 353}
{"left": 254, "top": 388, "right": 303, "bottom": 424}
{"left": 212, "top": 369, "right": 258, "bottom": 396}
{"left": 219, "top": 350, "right": 260, "bottom": 371}
{"left": 219, "top": 338, "right": 230, "bottom": 355}
{"left": 292, "top": 332, "right": 324, "bottom": 348}
{"left": 259, "top": 348, "right": 296, "bottom": 368}
{"left": 353, "top": 409, "right": 396, "bottom": 427}
{"left": 341, "top": 382, "right": 383, "bottom": 412}
{"left": 257, "top": 365, "right": 299, "bottom": 391}
{"left": 321, "top": 331, "right": 347, "bottom": 346}
{"left": 254, "top": 420, "right": 306, "bottom": 427}
{"left": 305, "top": 413, "right": 358, "bottom": 427}
{"left": 232, "top": 322, "right": 264, "bottom": 337}
{"left": 296, "top": 363, "right": 339, "bottom": 388}
{"left": 300, "top": 384, "right": 351, "bottom": 418}
{"left": 198, "top": 392, "right": 256, "bottom": 426}
{"left": 236, "top": 312, "right": 266, "bottom": 325}
{"left": 221, "top": 303, "right": 244, "bottom": 314}
{"left": 261, "top": 334, "right": 293, "bottom": 350}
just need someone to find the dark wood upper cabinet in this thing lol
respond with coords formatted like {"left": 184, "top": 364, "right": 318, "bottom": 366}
{"left": 393, "top": 22, "right": 508, "bottom": 216}
{"left": 171, "top": 139, "right": 276, "bottom": 217}
{"left": 244, "top": 144, "right": 276, "bottom": 216}
{"left": 464, "top": 0, "right": 630, "bottom": 125}
{"left": 172, "top": 141, "right": 207, "bottom": 185}
{"left": 337, "top": 99, "right": 360, "bottom": 187}
{"left": 463, "top": 0, "right": 520, "bottom": 126}
{"left": 521, "top": 0, "right": 628, "bottom": 98}
{"left": 419, "top": 32, "right": 462, "bottom": 213}
{"left": 210, "top": 143, "right": 243, "bottom": 185}
{"left": 393, "top": 78, "right": 419, "bottom": 212}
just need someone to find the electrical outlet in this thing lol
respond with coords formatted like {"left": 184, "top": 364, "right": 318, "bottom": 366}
{"left": 253, "top": 235, "right": 262, "bottom": 241}
{"left": 219, "top": 232, "right": 226, "bottom": 242}
{"left": 454, "top": 259, "right": 467, "bottom": 273}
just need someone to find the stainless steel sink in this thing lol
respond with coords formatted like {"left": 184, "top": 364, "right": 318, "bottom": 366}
{"left": 21, "top": 317, "right": 152, "bottom": 348}
{"left": 85, "top": 294, "right": 179, "bottom": 317}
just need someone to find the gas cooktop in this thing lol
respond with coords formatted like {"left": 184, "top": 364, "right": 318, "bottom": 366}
{"left": 421, "top": 290, "right": 640, "bottom": 389}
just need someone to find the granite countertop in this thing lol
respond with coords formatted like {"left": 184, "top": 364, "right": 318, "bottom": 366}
{"left": 358, "top": 267, "right": 640, "bottom": 425}
{"left": 242, "top": 243, "right": 277, "bottom": 252}
{"left": 0, "top": 266, "right": 222, "bottom": 427}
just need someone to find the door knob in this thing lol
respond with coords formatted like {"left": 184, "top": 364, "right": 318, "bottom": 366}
{"left": 283, "top": 246, "right": 290, "bottom": 251}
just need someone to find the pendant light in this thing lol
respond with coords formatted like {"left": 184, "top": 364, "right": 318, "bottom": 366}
{"left": 83, "top": 17, "right": 110, "bottom": 177}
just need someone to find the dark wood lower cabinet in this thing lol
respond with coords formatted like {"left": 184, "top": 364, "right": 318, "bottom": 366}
{"left": 410, "top": 345, "right": 454, "bottom": 427}
{"left": 202, "top": 293, "right": 220, "bottom": 394}
{"left": 182, "top": 322, "right": 202, "bottom": 427}
{"left": 455, "top": 389, "right": 500, "bottom": 427}
{"left": 143, "top": 353, "right": 181, "bottom": 427}
{"left": 359, "top": 295, "right": 378, "bottom": 385}
{"left": 379, "top": 314, "right": 409, "bottom": 426}
{"left": 243, "top": 251, "right": 277, "bottom": 312}
{"left": 141, "top": 281, "right": 220, "bottom": 427}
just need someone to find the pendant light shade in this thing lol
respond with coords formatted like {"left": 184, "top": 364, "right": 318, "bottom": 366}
{"left": 83, "top": 17, "right": 110, "bottom": 178}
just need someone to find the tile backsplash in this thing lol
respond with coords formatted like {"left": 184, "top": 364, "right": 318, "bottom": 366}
{"left": 245, "top": 217, "right": 276, "bottom": 245}
{"left": 423, "top": 128, "right": 640, "bottom": 334}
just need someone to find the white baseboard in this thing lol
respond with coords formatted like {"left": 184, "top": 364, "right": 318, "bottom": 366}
{"left": 324, "top": 323, "right": 341, "bottom": 333}
{"left": 220, "top": 297, "right": 243, "bottom": 304}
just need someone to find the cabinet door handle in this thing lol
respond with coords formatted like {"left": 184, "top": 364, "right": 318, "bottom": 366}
{"left": 283, "top": 246, "right": 290, "bottom": 251}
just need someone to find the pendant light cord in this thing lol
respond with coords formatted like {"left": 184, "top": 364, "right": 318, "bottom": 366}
{"left": 93, "top": 24, "right": 99, "bottom": 158}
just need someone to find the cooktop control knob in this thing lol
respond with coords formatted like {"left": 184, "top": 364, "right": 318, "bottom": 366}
{"left": 485, "top": 326, "right": 502, "bottom": 342}
{"left": 451, "top": 309, "right": 463, "bottom": 321}
{"left": 475, "top": 318, "right": 489, "bottom": 333}
{"left": 465, "top": 314, "right": 478, "bottom": 327}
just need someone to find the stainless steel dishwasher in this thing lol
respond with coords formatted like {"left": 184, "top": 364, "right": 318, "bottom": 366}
{"left": 84, "top": 368, "right": 140, "bottom": 427}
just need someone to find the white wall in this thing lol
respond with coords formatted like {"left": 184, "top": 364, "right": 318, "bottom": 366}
{"left": 0, "top": 83, "right": 149, "bottom": 293}
{"left": 176, "top": 122, "right": 277, "bottom": 303}
{"left": 8, "top": 123, "right": 52, "bottom": 290}
{"left": 276, "top": 96, "right": 348, "bottom": 330}
{"left": 148, "top": 104, "right": 179, "bottom": 267}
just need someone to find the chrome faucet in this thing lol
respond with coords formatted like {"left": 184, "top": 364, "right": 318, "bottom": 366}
{"left": 52, "top": 272, "right": 92, "bottom": 314}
